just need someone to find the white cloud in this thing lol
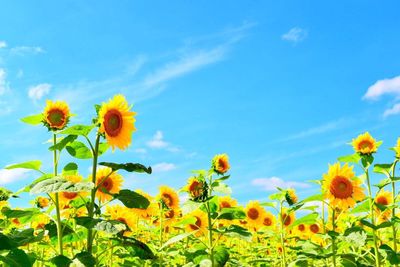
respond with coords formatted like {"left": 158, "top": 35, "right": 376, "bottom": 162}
{"left": 152, "top": 162, "right": 177, "bottom": 172}
{"left": 282, "top": 27, "right": 308, "bottom": 43}
{"left": 10, "top": 46, "right": 44, "bottom": 55}
{"left": 363, "top": 75, "right": 400, "bottom": 101}
{"left": 134, "top": 148, "right": 147, "bottom": 154}
{"left": 251, "top": 176, "right": 311, "bottom": 191}
{"left": 28, "top": 83, "right": 51, "bottom": 100}
{"left": 147, "top": 131, "right": 168, "bottom": 149}
{"left": 383, "top": 103, "right": 400, "bottom": 118}
{"left": 0, "top": 41, "right": 7, "bottom": 49}
{"left": 0, "top": 169, "right": 30, "bottom": 185}
{"left": 0, "top": 68, "right": 9, "bottom": 95}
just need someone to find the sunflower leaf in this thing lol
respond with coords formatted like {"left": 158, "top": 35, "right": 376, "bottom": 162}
{"left": 49, "top": 135, "right": 77, "bottom": 151}
{"left": 218, "top": 207, "right": 246, "bottom": 220}
{"left": 94, "top": 220, "right": 126, "bottom": 235}
{"left": 20, "top": 114, "right": 43, "bottom": 126}
{"left": 291, "top": 213, "right": 319, "bottom": 228}
{"left": 5, "top": 160, "right": 42, "bottom": 172}
{"left": 114, "top": 189, "right": 150, "bottom": 209}
{"left": 338, "top": 153, "right": 361, "bottom": 164}
{"left": 59, "top": 125, "right": 94, "bottom": 137}
{"left": 99, "top": 162, "right": 152, "bottom": 174}
{"left": 30, "top": 177, "right": 94, "bottom": 194}
{"left": 160, "top": 232, "right": 195, "bottom": 250}
{"left": 66, "top": 141, "right": 93, "bottom": 159}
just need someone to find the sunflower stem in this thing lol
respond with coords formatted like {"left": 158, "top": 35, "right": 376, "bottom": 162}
{"left": 331, "top": 208, "right": 337, "bottom": 267}
{"left": 366, "top": 168, "right": 381, "bottom": 267}
{"left": 159, "top": 205, "right": 164, "bottom": 267}
{"left": 206, "top": 174, "right": 215, "bottom": 267}
{"left": 279, "top": 201, "right": 287, "bottom": 267}
{"left": 87, "top": 134, "right": 101, "bottom": 254}
{"left": 53, "top": 134, "right": 64, "bottom": 256}
{"left": 392, "top": 160, "right": 398, "bottom": 254}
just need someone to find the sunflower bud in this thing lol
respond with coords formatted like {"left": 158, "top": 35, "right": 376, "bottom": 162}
{"left": 285, "top": 189, "right": 298, "bottom": 206}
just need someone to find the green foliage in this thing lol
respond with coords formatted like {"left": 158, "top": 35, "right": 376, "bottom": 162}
{"left": 30, "top": 176, "right": 94, "bottom": 194}
{"left": 99, "top": 162, "right": 152, "bottom": 174}
{"left": 114, "top": 189, "right": 150, "bottom": 209}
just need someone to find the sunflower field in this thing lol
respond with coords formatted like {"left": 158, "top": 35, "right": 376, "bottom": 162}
{"left": 1, "top": 94, "right": 400, "bottom": 267}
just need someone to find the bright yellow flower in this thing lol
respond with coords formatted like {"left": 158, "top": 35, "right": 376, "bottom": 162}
{"left": 281, "top": 209, "right": 295, "bottom": 228}
{"left": 106, "top": 205, "right": 137, "bottom": 231}
{"left": 98, "top": 94, "right": 136, "bottom": 151}
{"left": 164, "top": 208, "right": 182, "bottom": 227}
{"left": 58, "top": 174, "right": 87, "bottom": 205}
{"left": 43, "top": 100, "right": 70, "bottom": 130}
{"left": 212, "top": 154, "right": 230, "bottom": 175}
{"left": 158, "top": 186, "right": 179, "bottom": 210}
{"left": 294, "top": 223, "right": 308, "bottom": 239}
{"left": 285, "top": 188, "right": 298, "bottom": 206}
{"left": 262, "top": 211, "right": 276, "bottom": 228}
{"left": 309, "top": 222, "right": 321, "bottom": 234}
{"left": 93, "top": 167, "right": 123, "bottom": 203}
{"left": 322, "top": 163, "right": 365, "bottom": 210}
{"left": 130, "top": 190, "right": 157, "bottom": 220}
{"left": 185, "top": 209, "right": 208, "bottom": 236}
{"left": 186, "top": 176, "right": 207, "bottom": 200}
{"left": 32, "top": 214, "right": 50, "bottom": 230}
{"left": 375, "top": 190, "right": 393, "bottom": 222}
{"left": 351, "top": 132, "right": 378, "bottom": 154}
{"left": 36, "top": 197, "right": 50, "bottom": 209}
{"left": 218, "top": 196, "right": 237, "bottom": 210}
{"left": 245, "top": 201, "right": 266, "bottom": 227}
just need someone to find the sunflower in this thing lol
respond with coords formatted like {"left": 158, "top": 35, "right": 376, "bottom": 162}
{"left": 294, "top": 224, "right": 308, "bottom": 239}
{"left": 186, "top": 176, "right": 208, "bottom": 201}
{"left": 309, "top": 223, "right": 321, "bottom": 234}
{"left": 394, "top": 137, "right": 400, "bottom": 158}
{"left": 59, "top": 174, "right": 87, "bottom": 204}
{"left": 36, "top": 197, "right": 50, "bottom": 209}
{"left": 281, "top": 209, "right": 295, "bottom": 228}
{"left": 262, "top": 211, "right": 276, "bottom": 228}
{"left": 130, "top": 190, "right": 157, "bottom": 220}
{"left": 322, "top": 163, "right": 365, "bottom": 210}
{"left": 351, "top": 132, "right": 378, "bottom": 155}
{"left": 43, "top": 100, "right": 70, "bottom": 131}
{"left": 375, "top": 190, "right": 393, "bottom": 220}
{"left": 245, "top": 201, "right": 266, "bottom": 227}
{"left": 164, "top": 208, "right": 182, "bottom": 227}
{"left": 106, "top": 205, "right": 137, "bottom": 231}
{"left": 218, "top": 196, "right": 238, "bottom": 210}
{"left": 32, "top": 214, "right": 50, "bottom": 230}
{"left": 285, "top": 189, "right": 298, "bottom": 206}
{"left": 212, "top": 154, "right": 230, "bottom": 175}
{"left": 158, "top": 186, "right": 180, "bottom": 210}
{"left": 98, "top": 94, "right": 136, "bottom": 151}
{"left": 185, "top": 209, "right": 208, "bottom": 235}
{"left": 94, "top": 167, "right": 123, "bottom": 203}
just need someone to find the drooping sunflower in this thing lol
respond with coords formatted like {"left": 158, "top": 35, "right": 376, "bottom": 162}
{"left": 245, "top": 201, "right": 266, "bottom": 227}
{"left": 94, "top": 167, "right": 123, "bottom": 203}
{"left": 262, "top": 211, "right": 276, "bottom": 228}
{"left": 281, "top": 209, "right": 295, "bottom": 228}
{"left": 158, "top": 186, "right": 180, "bottom": 210}
{"left": 322, "top": 163, "right": 365, "bottom": 210}
{"left": 185, "top": 209, "right": 208, "bottom": 235}
{"left": 98, "top": 94, "right": 137, "bottom": 151}
{"left": 285, "top": 189, "right": 298, "bottom": 206}
{"left": 106, "top": 205, "right": 137, "bottom": 231}
{"left": 186, "top": 176, "right": 208, "bottom": 201}
{"left": 36, "top": 196, "right": 50, "bottom": 209}
{"left": 212, "top": 154, "right": 230, "bottom": 175}
{"left": 43, "top": 100, "right": 70, "bottom": 131}
{"left": 351, "top": 132, "right": 378, "bottom": 155}
{"left": 218, "top": 196, "right": 238, "bottom": 210}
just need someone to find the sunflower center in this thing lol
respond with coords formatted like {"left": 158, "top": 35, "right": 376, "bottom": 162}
{"left": 165, "top": 209, "right": 175, "bottom": 219}
{"left": 99, "top": 177, "right": 113, "bottom": 192}
{"left": 104, "top": 109, "right": 123, "bottom": 137}
{"left": 189, "top": 181, "right": 203, "bottom": 197}
{"left": 310, "top": 224, "right": 320, "bottom": 233}
{"left": 330, "top": 176, "right": 353, "bottom": 199}
{"left": 189, "top": 216, "right": 202, "bottom": 230}
{"left": 220, "top": 201, "right": 231, "bottom": 209}
{"left": 298, "top": 224, "right": 305, "bottom": 231}
{"left": 247, "top": 208, "right": 259, "bottom": 220}
{"left": 283, "top": 213, "right": 292, "bottom": 226}
{"left": 358, "top": 140, "right": 373, "bottom": 150}
{"left": 218, "top": 158, "right": 227, "bottom": 171}
{"left": 376, "top": 196, "right": 389, "bottom": 206}
{"left": 62, "top": 192, "right": 78, "bottom": 200}
{"left": 47, "top": 108, "right": 66, "bottom": 127}
{"left": 162, "top": 193, "right": 173, "bottom": 207}
{"left": 263, "top": 217, "right": 272, "bottom": 226}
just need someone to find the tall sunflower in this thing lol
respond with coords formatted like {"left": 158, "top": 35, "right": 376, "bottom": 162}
{"left": 186, "top": 176, "right": 208, "bottom": 201}
{"left": 351, "top": 132, "right": 378, "bottom": 155}
{"left": 212, "top": 154, "right": 230, "bottom": 175}
{"left": 98, "top": 94, "right": 137, "bottom": 150}
{"left": 245, "top": 201, "right": 266, "bottom": 227}
{"left": 93, "top": 167, "right": 123, "bottom": 203}
{"left": 43, "top": 100, "right": 70, "bottom": 131}
{"left": 322, "top": 163, "right": 365, "bottom": 210}
{"left": 158, "top": 186, "right": 180, "bottom": 210}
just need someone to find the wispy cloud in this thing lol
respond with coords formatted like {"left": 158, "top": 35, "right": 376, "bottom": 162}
{"left": 152, "top": 162, "right": 177, "bottom": 173}
{"left": 28, "top": 83, "right": 51, "bottom": 101}
{"left": 282, "top": 27, "right": 308, "bottom": 44}
{"left": 0, "top": 68, "right": 9, "bottom": 95}
{"left": 0, "top": 169, "right": 30, "bottom": 185}
{"left": 363, "top": 75, "right": 400, "bottom": 101}
{"left": 10, "top": 46, "right": 44, "bottom": 55}
{"left": 146, "top": 130, "right": 179, "bottom": 152}
{"left": 0, "top": 41, "right": 6, "bottom": 49}
{"left": 251, "top": 176, "right": 310, "bottom": 191}
{"left": 383, "top": 103, "right": 400, "bottom": 118}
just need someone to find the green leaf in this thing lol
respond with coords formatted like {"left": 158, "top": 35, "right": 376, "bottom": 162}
{"left": 73, "top": 252, "right": 96, "bottom": 267}
{"left": 119, "top": 237, "right": 155, "bottom": 260}
{"left": 219, "top": 225, "right": 252, "bottom": 242}
{"left": 51, "top": 255, "right": 73, "bottom": 267}
{"left": 361, "top": 154, "right": 374, "bottom": 168}
{"left": 66, "top": 141, "right": 93, "bottom": 159}
{"left": 49, "top": 135, "right": 78, "bottom": 151}
{"left": 0, "top": 248, "right": 33, "bottom": 267}
{"left": 291, "top": 213, "right": 319, "bottom": 228}
{"left": 351, "top": 199, "right": 371, "bottom": 214}
{"left": 75, "top": 217, "right": 102, "bottom": 229}
{"left": 59, "top": 125, "right": 94, "bottom": 136}
{"left": 114, "top": 189, "right": 150, "bottom": 209}
{"left": 160, "top": 232, "right": 195, "bottom": 250}
{"left": 214, "top": 175, "right": 230, "bottom": 182}
{"left": 8, "top": 228, "right": 43, "bottom": 247}
{"left": 259, "top": 201, "right": 277, "bottom": 208}
{"left": 30, "top": 177, "right": 94, "bottom": 194}
{"left": 218, "top": 207, "right": 246, "bottom": 220}
{"left": 99, "top": 162, "right": 152, "bottom": 174}
{"left": 5, "top": 160, "right": 42, "bottom": 172}
{"left": 94, "top": 220, "right": 127, "bottom": 234}
{"left": 20, "top": 114, "right": 42, "bottom": 125}
{"left": 181, "top": 200, "right": 203, "bottom": 215}
{"left": 98, "top": 143, "right": 109, "bottom": 156}
{"left": 62, "top": 162, "right": 78, "bottom": 175}
{"left": 0, "top": 233, "right": 16, "bottom": 250}
{"left": 14, "top": 173, "right": 53, "bottom": 195}
{"left": 380, "top": 244, "right": 400, "bottom": 264}
{"left": 2, "top": 208, "right": 40, "bottom": 219}
{"left": 360, "top": 219, "right": 376, "bottom": 230}
{"left": 45, "top": 221, "right": 74, "bottom": 238}
{"left": 338, "top": 153, "right": 360, "bottom": 164}
{"left": 213, "top": 246, "right": 229, "bottom": 267}
{"left": 301, "top": 194, "right": 323, "bottom": 203}
{"left": 374, "top": 163, "right": 393, "bottom": 176}
{"left": 212, "top": 182, "right": 232, "bottom": 195}
{"left": 374, "top": 178, "right": 391, "bottom": 189}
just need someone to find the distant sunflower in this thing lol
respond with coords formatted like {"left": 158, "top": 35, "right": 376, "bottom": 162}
{"left": 351, "top": 132, "right": 378, "bottom": 155}
{"left": 98, "top": 94, "right": 136, "bottom": 151}
{"left": 281, "top": 210, "right": 295, "bottom": 227}
{"left": 94, "top": 167, "right": 123, "bottom": 203}
{"left": 309, "top": 223, "right": 321, "bottom": 234}
{"left": 262, "top": 211, "right": 276, "bottom": 228}
{"left": 36, "top": 196, "right": 50, "bottom": 209}
{"left": 285, "top": 189, "right": 298, "bottom": 206}
{"left": 43, "top": 100, "right": 70, "bottom": 131}
{"left": 164, "top": 208, "right": 182, "bottom": 226}
{"left": 106, "top": 205, "right": 137, "bottom": 231}
{"left": 219, "top": 196, "right": 238, "bottom": 210}
{"left": 322, "top": 163, "right": 365, "bottom": 210}
{"left": 294, "top": 224, "right": 308, "bottom": 239}
{"left": 186, "top": 176, "right": 208, "bottom": 201}
{"left": 245, "top": 201, "right": 266, "bottom": 227}
{"left": 186, "top": 209, "right": 208, "bottom": 235}
{"left": 212, "top": 154, "right": 230, "bottom": 175}
{"left": 158, "top": 186, "right": 180, "bottom": 210}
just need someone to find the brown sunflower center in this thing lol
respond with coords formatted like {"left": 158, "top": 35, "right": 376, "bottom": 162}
{"left": 99, "top": 177, "right": 114, "bottom": 192}
{"left": 62, "top": 192, "right": 78, "bottom": 200}
{"left": 220, "top": 201, "right": 231, "bottom": 209}
{"left": 165, "top": 209, "right": 175, "bottom": 219}
{"left": 104, "top": 109, "right": 123, "bottom": 137}
{"left": 310, "top": 224, "right": 320, "bottom": 233}
{"left": 47, "top": 108, "right": 66, "bottom": 127}
{"left": 282, "top": 213, "right": 292, "bottom": 226}
{"left": 218, "top": 158, "right": 227, "bottom": 171}
{"left": 247, "top": 208, "right": 259, "bottom": 220}
{"left": 263, "top": 217, "right": 272, "bottom": 226}
{"left": 162, "top": 193, "right": 173, "bottom": 207}
{"left": 298, "top": 224, "right": 305, "bottom": 231}
{"left": 376, "top": 196, "right": 389, "bottom": 206}
{"left": 189, "top": 216, "right": 202, "bottom": 230}
{"left": 330, "top": 176, "right": 353, "bottom": 199}
{"left": 358, "top": 140, "right": 373, "bottom": 150}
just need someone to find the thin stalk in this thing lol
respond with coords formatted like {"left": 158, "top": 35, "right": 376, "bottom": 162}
{"left": 366, "top": 168, "right": 381, "bottom": 267}
{"left": 87, "top": 134, "right": 101, "bottom": 254}
{"left": 53, "top": 134, "right": 63, "bottom": 255}
{"left": 206, "top": 174, "right": 215, "bottom": 266}
{"left": 279, "top": 201, "right": 287, "bottom": 267}
{"left": 159, "top": 206, "right": 164, "bottom": 267}
{"left": 392, "top": 160, "right": 398, "bottom": 253}
{"left": 331, "top": 208, "right": 337, "bottom": 267}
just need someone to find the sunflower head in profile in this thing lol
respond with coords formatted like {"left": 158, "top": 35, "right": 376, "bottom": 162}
{"left": 158, "top": 186, "right": 179, "bottom": 211}
{"left": 93, "top": 167, "right": 123, "bottom": 203}
{"left": 285, "top": 188, "right": 298, "bottom": 206}
{"left": 186, "top": 176, "right": 208, "bottom": 202}
{"left": 245, "top": 201, "right": 266, "bottom": 227}
{"left": 185, "top": 209, "right": 208, "bottom": 235}
{"left": 218, "top": 196, "right": 238, "bottom": 210}
{"left": 351, "top": 132, "right": 379, "bottom": 155}
{"left": 212, "top": 154, "right": 230, "bottom": 175}
{"left": 322, "top": 162, "right": 365, "bottom": 210}
{"left": 281, "top": 209, "right": 295, "bottom": 228}
{"left": 98, "top": 94, "right": 137, "bottom": 151}
{"left": 43, "top": 100, "right": 70, "bottom": 131}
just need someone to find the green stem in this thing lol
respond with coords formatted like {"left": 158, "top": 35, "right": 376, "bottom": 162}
{"left": 331, "top": 208, "right": 337, "bottom": 267}
{"left": 279, "top": 201, "right": 287, "bottom": 267}
{"left": 159, "top": 206, "right": 164, "bottom": 267}
{"left": 207, "top": 174, "right": 215, "bottom": 267}
{"left": 366, "top": 168, "right": 381, "bottom": 267}
{"left": 53, "top": 134, "right": 63, "bottom": 255}
{"left": 87, "top": 134, "right": 101, "bottom": 254}
{"left": 392, "top": 160, "right": 398, "bottom": 253}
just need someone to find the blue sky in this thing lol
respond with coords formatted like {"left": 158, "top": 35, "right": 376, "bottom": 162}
{"left": 1, "top": 1, "right": 400, "bottom": 208}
